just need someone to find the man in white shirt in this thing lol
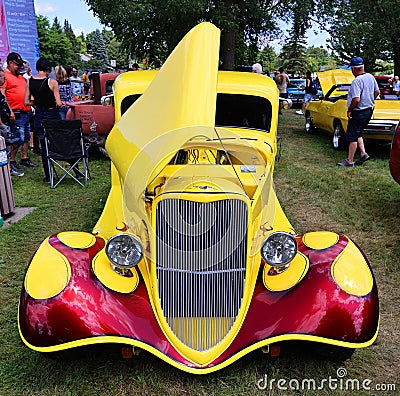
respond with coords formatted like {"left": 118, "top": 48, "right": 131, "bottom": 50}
{"left": 337, "top": 57, "right": 380, "bottom": 167}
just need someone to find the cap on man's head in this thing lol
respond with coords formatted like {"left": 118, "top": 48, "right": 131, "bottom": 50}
{"left": 7, "top": 52, "right": 23, "bottom": 66}
{"left": 350, "top": 57, "right": 364, "bottom": 67}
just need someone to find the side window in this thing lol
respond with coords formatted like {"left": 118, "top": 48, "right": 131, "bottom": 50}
{"left": 215, "top": 94, "right": 272, "bottom": 131}
{"left": 105, "top": 80, "right": 114, "bottom": 94}
{"left": 121, "top": 94, "right": 141, "bottom": 115}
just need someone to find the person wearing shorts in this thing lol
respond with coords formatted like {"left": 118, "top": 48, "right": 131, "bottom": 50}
{"left": 275, "top": 67, "right": 290, "bottom": 114}
{"left": 0, "top": 52, "right": 38, "bottom": 174}
{"left": 296, "top": 71, "right": 313, "bottom": 115}
{"left": 336, "top": 57, "right": 380, "bottom": 167}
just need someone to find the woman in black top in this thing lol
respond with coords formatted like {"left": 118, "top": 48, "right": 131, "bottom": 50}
{"left": 24, "top": 57, "right": 62, "bottom": 182}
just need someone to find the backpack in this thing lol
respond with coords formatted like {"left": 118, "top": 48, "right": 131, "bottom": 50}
{"left": 310, "top": 80, "right": 318, "bottom": 95}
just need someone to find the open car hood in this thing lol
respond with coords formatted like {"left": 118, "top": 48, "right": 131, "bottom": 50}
{"left": 317, "top": 69, "right": 354, "bottom": 95}
{"left": 106, "top": 22, "right": 220, "bottom": 203}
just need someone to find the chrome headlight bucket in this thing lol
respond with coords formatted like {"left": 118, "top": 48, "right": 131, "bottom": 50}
{"left": 261, "top": 232, "right": 297, "bottom": 269}
{"left": 101, "top": 94, "right": 113, "bottom": 106}
{"left": 106, "top": 234, "right": 143, "bottom": 275}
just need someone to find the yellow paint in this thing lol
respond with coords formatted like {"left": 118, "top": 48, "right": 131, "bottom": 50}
{"left": 147, "top": 192, "right": 259, "bottom": 366}
{"left": 263, "top": 252, "right": 309, "bottom": 292}
{"left": 92, "top": 249, "right": 139, "bottom": 294}
{"left": 93, "top": 22, "right": 296, "bottom": 366}
{"left": 92, "top": 163, "right": 125, "bottom": 240}
{"left": 331, "top": 238, "right": 373, "bottom": 296}
{"left": 58, "top": 231, "right": 96, "bottom": 249}
{"left": 307, "top": 69, "right": 400, "bottom": 141}
{"left": 302, "top": 231, "right": 339, "bottom": 250}
{"left": 317, "top": 69, "right": 353, "bottom": 96}
{"left": 20, "top": 22, "right": 376, "bottom": 371}
{"left": 25, "top": 238, "right": 71, "bottom": 299}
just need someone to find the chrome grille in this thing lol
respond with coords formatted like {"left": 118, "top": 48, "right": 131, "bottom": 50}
{"left": 156, "top": 198, "right": 248, "bottom": 351}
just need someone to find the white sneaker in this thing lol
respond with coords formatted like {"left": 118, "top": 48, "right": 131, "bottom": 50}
{"left": 296, "top": 110, "right": 304, "bottom": 115}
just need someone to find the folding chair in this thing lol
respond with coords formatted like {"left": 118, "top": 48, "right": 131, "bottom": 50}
{"left": 42, "top": 119, "right": 90, "bottom": 188}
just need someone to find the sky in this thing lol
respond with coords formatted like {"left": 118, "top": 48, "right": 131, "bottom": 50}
{"left": 34, "top": 0, "right": 104, "bottom": 36}
{"left": 34, "top": 0, "right": 329, "bottom": 50}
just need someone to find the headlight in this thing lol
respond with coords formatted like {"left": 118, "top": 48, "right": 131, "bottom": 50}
{"left": 101, "top": 95, "right": 113, "bottom": 106}
{"left": 261, "top": 232, "right": 297, "bottom": 267}
{"left": 280, "top": 98, "right": 293, "bottom": 109}
{"left": 106, "top": 234, "right": 143, "bottom": 270}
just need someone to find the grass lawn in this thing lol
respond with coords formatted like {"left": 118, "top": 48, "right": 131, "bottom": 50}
{"left": 0, "top": 110, "right": 398, "bottom": 395}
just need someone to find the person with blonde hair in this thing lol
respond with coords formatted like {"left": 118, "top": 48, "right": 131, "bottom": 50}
{"left": 55, "top": 65, "right": 74, "bottom": 120}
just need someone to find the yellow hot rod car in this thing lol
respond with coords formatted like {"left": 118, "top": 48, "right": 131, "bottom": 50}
{"left": 305, "top": 69, "right": 400, "bottom": 149}
{"left": 18, "top": 23, "right": 379, "bottom": 374}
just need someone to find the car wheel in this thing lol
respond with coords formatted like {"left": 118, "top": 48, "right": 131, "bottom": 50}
{"left": 305, "top": 113, "right": 316, "bottom": 133}
{"left": 333, "top": 122, "right": 346, "bottom": 150}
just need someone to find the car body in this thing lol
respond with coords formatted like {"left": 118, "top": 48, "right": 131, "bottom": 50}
{"left": 287, "top": 78, "right": 306, "bottom": 104}
{"left": 374, "top": 75, "right": 393, "bottom": 97}
{"left": 389, "top": 125, "right": 400, "bottom": 185}
{"left": 305, "top": 69, "right": 400, "bottom": 149}
{"left": 287, "top": 78, "right": 322, "bottom": 105}
{"left": 18, "top": 23, "right": 379, "bottom": 374}
{"left": 66, "top": 72, "right": 120, "bottom": 145}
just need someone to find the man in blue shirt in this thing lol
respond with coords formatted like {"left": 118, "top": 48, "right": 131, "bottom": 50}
{"left": 337, "top": 57, "right": 380, "bottom": 167}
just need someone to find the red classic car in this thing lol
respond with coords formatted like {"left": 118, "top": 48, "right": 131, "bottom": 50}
{"left": 18, "top": 23, "right": 379, "bottom": 374}
{"left": 66, "top": 72, "right": 119, "bottom": 145}
{"left": 374, "top": 75, "right": 393, "bottom": 98}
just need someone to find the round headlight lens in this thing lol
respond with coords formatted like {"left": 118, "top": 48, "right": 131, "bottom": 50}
{"left": 261, "top": 232, "right": 297, "bottom": 266}
{"left": 106, "top": 234, "right": 143, "bottom": 269}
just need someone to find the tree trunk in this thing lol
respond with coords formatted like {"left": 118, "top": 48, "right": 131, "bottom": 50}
{"left": 220, "top": 25, "right": 236, "bottom": 70}
{"left": 393, "top": 42, "right": 400, "bottom": 78}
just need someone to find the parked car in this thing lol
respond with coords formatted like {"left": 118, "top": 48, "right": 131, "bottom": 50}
{"left": 305, "top": 69, "right": 400, "bottom": 149}
{"left": 288, "top": 78, "right": 322, "bottom": 105}
{"left": 66, "top": 72, "right": 120, "bottom": 145}
{"left": 389, "top": 125, "right": 400, "bottom": 185}
{"left": 287, "top": 78, "right": 306, "bottom": 104}
{"left": 374, "top": 75, "right": 393, "bottom": 98}
{"left": 18, "top": 23, "right": 379, "bottom": 374}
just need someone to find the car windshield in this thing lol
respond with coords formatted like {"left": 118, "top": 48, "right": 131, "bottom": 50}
{"left": 325, "top": 84, "right": 351, "bottom": 101}
{"left": 121, "top": 93, "right": 273, "bottom": 132}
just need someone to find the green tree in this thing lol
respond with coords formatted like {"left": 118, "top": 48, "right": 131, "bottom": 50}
{"left": 84, "top": 0, "right": 281, "bottom": 69}
{"left": 63, "top": 20, "right": 81, "bottom": 66}
{"left": 76, "top": 33, "right": 88, "bottom": 55}
{"left": 257, "top": 46, "right": 279, "bottom": 74}
{"left": 279, "top": 30, "right": 308, "bottom": 76}
{"left": 36, "top": 16, "right": 75, "bottom": 66}
{"left": 107, "top": 36, "right": 130, "bottom": 70}
{"left": 315, "top": 0, "right": 400, "bottom": 74}
{"left": 90, "top": 29, "right": 109, "bottom": 69}
{"left": 305, "top": 46, "right": 337, "bottom": 72}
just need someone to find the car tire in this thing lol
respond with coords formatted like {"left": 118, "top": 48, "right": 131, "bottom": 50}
{"left": 305, "top": 113, "right": 316, "bottom": 134}
{"left": 333, "top": 122, "right": 346, "bottom": 150}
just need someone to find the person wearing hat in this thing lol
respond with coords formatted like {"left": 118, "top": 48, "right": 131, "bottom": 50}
{"left": 0, "top": 52, "right": 38, "bottom": 174}
{"left": 336, "top": 56, "right": 380, "bottom": 167}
